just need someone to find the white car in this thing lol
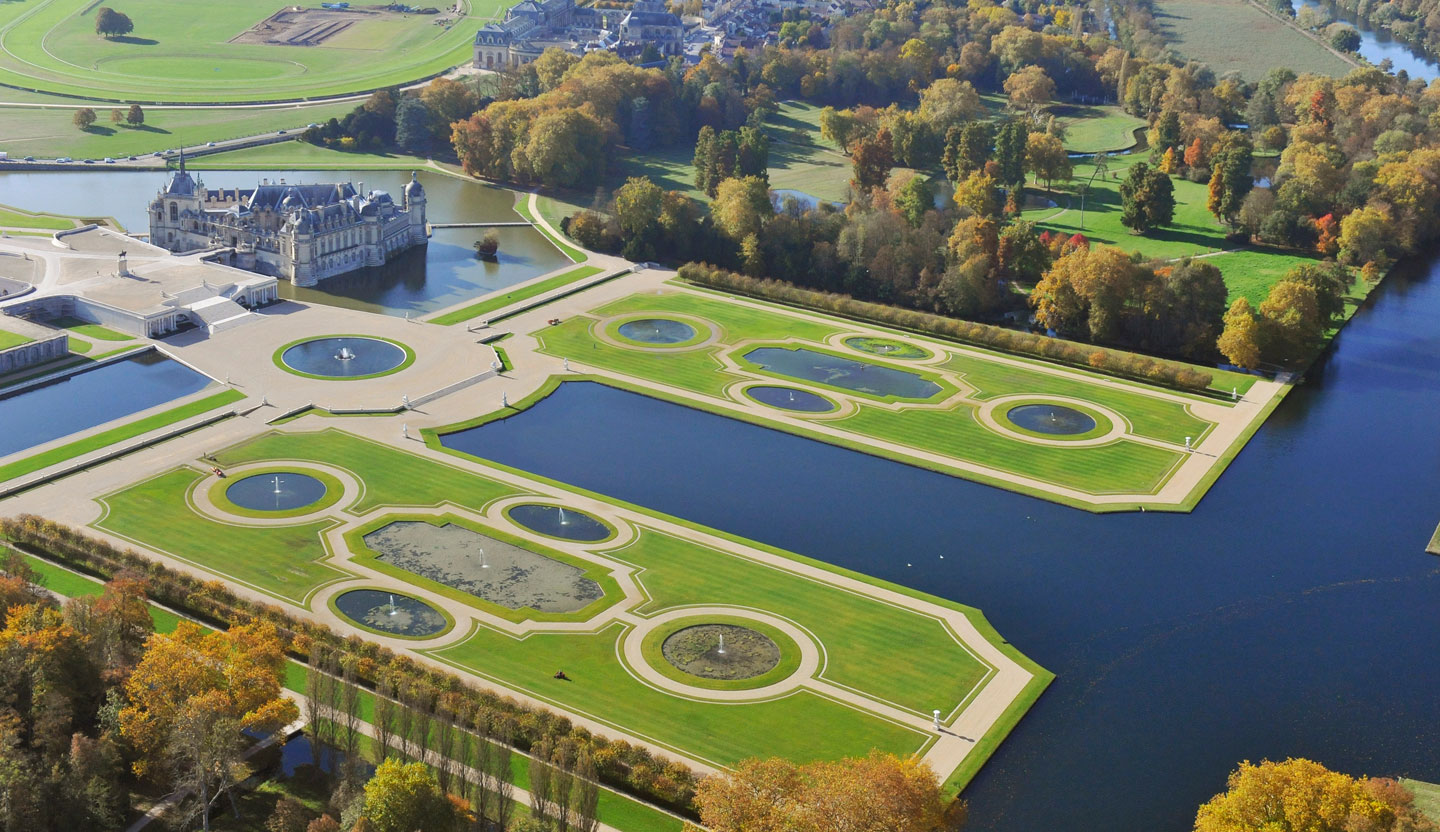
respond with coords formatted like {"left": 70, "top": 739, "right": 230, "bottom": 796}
{"left": 56, "top": 157, "right": 72, "bottom": 163}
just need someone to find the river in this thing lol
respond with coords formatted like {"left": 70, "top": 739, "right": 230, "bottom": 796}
{"left": 442, "top": 257, "right": 1440, "bottom": 829}
{"left": 1295, "top": 0, "right": 1440, "bottom": 80}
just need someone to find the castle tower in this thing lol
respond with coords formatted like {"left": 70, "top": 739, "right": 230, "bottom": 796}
{"left": 404, "top": 172, "right": 428, "bottom": 246}
{"left": 149, "top": 147, "right": 203, "bottom": 252}
{"left": 289, "top": 210, "right": 316, "bottom": 286}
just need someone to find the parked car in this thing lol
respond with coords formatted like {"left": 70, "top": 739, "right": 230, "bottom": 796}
{"left": 277, "top": 129, "right": 287, "bottom": 135}
{"left": 22, "top": 156, "right": 34, "bottom": 162}
{"left": 56, "top": 157, "right": 72, "bottom": 163}
{"left": 205, "top": 142, "right": 215, "bottom": 147}
{"left": 104, "top": 157, "right": 114, "bottom": 163}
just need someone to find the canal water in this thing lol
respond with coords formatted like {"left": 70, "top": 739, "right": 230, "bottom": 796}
{"left": 0, "top": 168, "right": 569, "bottom": 316}
{"left": 0, "top": 351, "right": 211, "bottom": 458}
{"left": 442, "top": 256, "right": 1440, "bottom": 829}
{"left": 1294, "top": 0, "right": 1440, "bottom": 80}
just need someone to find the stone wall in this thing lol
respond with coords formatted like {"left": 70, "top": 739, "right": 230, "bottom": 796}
{"left": 0, "top": 331, "right": 68, "bottom": 375}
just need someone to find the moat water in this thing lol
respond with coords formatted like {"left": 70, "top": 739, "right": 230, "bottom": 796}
{"left": 0, "top": 168, "right": 569, "bottom": 317}
{"left": 1293, "top": 0, "right": 1440, "bottom": 80}
{"left": 0, "top": 351, "right": 211, "bottom": 459}
{"left": 441, "top": 253, "right": 1440, "bottom": 830}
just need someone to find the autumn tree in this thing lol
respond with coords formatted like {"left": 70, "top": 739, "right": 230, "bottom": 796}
{"left": 361, "top": 759, "right": 455, "bottom": 832}
{"left": 1025, "top": 132, "right": 1071, "bottom": 192}
{"left": 73, "top": 108, "right": 96, "bottom": 130}
{"left": 712, "top": 175, "right": 773, "bottom": 240}
{"left": 533, "top": 47, "right": 580, "bottom": 92}
{"left": 916, "top": 78, "right": 983, "bottom": 134}
{"left": 1119, "top": 162, "right": 1175, "bottom": 233}
{"left": 94, "top": 7, "right": 133, "bottom": 38}
{"left": 121, "top": 621, "right": 298, "bottom": 831}
{"left": 1259, "top": 278, "right": 1323, "bottom": 360}
{"left": 1338, "top": 205, "right": 1389, "bottom": 266}
{"left": 850, "top": 128, "right": 894, "bottom": 192}
{"left": 126, "top": 103, "right": 144, "bottom": 126}
{"left": 612, "top": 175, "right": 664, "bottom": 260}
{"left": 1217, "top": 298, "right": 1262, "bottom": 369}
{"left": 1194, "top": 758, "right": 1439, "bottom": 832}
{"left": 1032, "top": 245, "right": 1147, "bottom": 342}
{"left": 691, "top": 752, "right": 954, "bottom": 832}
{"left": 1003, "top": 65, "right": 1056, "bottom": 112}
{"left": 421, "top": 78, "right": 477, "bottom": 131}
{"left": 953, "top": 170, "right": 999, "bottom": 218}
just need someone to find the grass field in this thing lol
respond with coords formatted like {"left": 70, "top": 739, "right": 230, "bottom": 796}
{"left": 1404, "top": 779, "right": 1440, "bottom": 822}
{"left": 0, "top": 0, "right": 487, "bottom": 102}
{"left": 52, "top": 316, "right": 133, "bottom": 341}
{"left": 532, "top": 289, "right": 1218, "bottom": 500}
{"left": 1021, "top": 154, "right": 1321, "bottom": 304}
{"left": 432, "top": 622, "right": 931, "bottom": 769}
{"left": 187, "top": 140, "right": 435, "bottom": 170}
{"left": 1154, "top": 0, "right": 1355, "bottom": 80}
{"left": 0, "top": 100, "right": 358, "bottom": 159}
{"left": 0, "top": 330, "right": 32, "bottom": 349}
{"left": 0, "top": 204, "right": 72, "bottom": 229}
{"left": 1052, "top": 104, "right": 1146, "bottom": 154}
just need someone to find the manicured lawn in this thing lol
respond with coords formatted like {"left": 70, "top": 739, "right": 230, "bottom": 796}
{"left": 0, "top": 100, "right": 357, "bottom": 160}
{"left": 0, "top": 387, "right": 245, "bottom": 484}
{"left": 94, "top": 467, "right": 350, "bottom": 603}
{"left": 52, "top": 316, "right": 134, "bottom": 341}
{"left": 533, "top": 288, "right": 1215, "bottom": 498}
{"left": 0, "top": 331, "right": 32, "bottom": 349}
{"left": 210, "top": 428, "right": 525, "bottom": 514}
{"left": 1154, "top": 0, "right": 1354, "bottom": 80}
{"left": 511, "top": 195, "right": 586, "bottom": 261}
{"left": 430, "top": 265, "right": 605, "bottom": 325}
{"left": 1197, "top": 248, "right": 1327, "bottom": 306}
{"left": 1052, "top": 104, "right": 1146, "bottom": 153}
{"left": 431, "top": 621, "right": 931, "bottom": 768}
{"left": 0, "top": 0, "right": 487, "bottom": 102}
{"left": 188, "top": 141, "right": 435, "bottom": 171}
{"left": 1403, "top": 779, "right": 1440, "bottom": 823}
{"left": 0, "top": 205, "right": 72, "bottom": 230}
{"left": 613, "top": 528, "right": 990, "bottom": 715}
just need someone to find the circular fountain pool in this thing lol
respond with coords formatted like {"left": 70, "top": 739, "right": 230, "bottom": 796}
{"left": 278, "top": 336, "right": 411, "bottom": 379}
{"left": 225, "top": 471, "right": 328, "bottom": 512}
{"left": 1006, "top": 403, "right": 1098, "bottom": 436}
{"left": 617, "top": 318, "right": 697, "bottom": 345}
{"left": 661, "top": 623, "right": 781, "bottom": 681}
{"left": 507, "top": 504, "right": 613, "bottom": 542}
{"left": 744, "top": 385, "right": 836, "bottom": 413}
{"left": 333, "top": 589, "right": 449, "bottom": 638}
{"left": 843, "top": 336, "right": 931, "bottom": 360}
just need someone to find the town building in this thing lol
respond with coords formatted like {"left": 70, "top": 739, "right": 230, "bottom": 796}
{"left": 472, "top": 0, "right": 681, "bottom": 70}
{"left": 148, "top": 159, "right": 428, "bottom": 287}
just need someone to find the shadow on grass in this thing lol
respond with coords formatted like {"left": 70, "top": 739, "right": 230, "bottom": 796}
{"left": 81, "top": 125, "right": 116, "bottom": 136}
{"left": 108, "top": 35, "right": 158, "bottom": 45}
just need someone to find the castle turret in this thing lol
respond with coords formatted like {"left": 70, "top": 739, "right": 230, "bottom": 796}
{"left": 404, "top": 172, "right": 428, "bottom": 245}
{"left": 289, "top": 210, "right": 316, "bottom": 286}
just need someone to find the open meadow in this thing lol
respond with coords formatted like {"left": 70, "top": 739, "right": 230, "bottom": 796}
{"left": 1154, "top": 0, "right": 1355, "bottom": 80}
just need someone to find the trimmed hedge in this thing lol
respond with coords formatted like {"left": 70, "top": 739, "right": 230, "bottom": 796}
{"left": 677, "top": 263, "right": 1217, "bottom": 394}
{"left": 0, "top": 516, "right": 699, "bottom": 816}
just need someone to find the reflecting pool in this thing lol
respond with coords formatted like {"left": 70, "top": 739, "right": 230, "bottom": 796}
{"left": 1006, "top": 404, "right": 1097, "bottom": 435}
{"left": 617, "top": 318, "right": 697, "bottom": 344}
{"left": 745, "top": 385, "right": 836, "bottom": 413}
{"left": 0, "top": 351, "right": 211, "bottom": 459}
{"left": 333, "top": 589, "right": 448, "bottom": 637}
{"left": 507, "top": 504, "right": 612, "bottom": 542}
{"left": 744, "top": 346, "right": 941, "bottom": 398}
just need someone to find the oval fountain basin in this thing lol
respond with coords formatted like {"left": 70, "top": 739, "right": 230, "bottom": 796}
{"left": 746, "top": 385, "right": 836, "bottom": 413}
{"left": 508, "top": 504, "right": 612, "bottom": 541}
{"left": 744, "top": 347, "right": 941, "bottom": 399}
{"left": 334, "top": 589, "right": 448, "bottom": 637}
{"left": 281, "top": 337, "right": 406, "bottom": 378}
{"left": 1006, "top": 404, "right": 1097, "bottom": 435}
{"left": 617, "top": 318, "right": 697, "bottom": 344}
{"left": 225, "top": 471, "right": 327, "bottom": 512}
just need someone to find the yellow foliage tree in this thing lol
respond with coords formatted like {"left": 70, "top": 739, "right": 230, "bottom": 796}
{"left": 1194, "top": 758, "right": 1438, "bottom": 832}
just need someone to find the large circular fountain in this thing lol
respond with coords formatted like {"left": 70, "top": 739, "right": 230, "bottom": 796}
{"left": 616, "top": 318, "right": 697, "bottom": 345}
{"left": 277, "top": 336, "right": 411, "bottom": 379}
{"left": 225, "top": 471, "right": 328, "bottom": 512}
{"left": 744, "top": 385, "right": 837, "bottom": 413}
{"left": 661, "top": 623, "right": 781, "bottom": 681}
{"left": 1006, "top": 403, "right": 1099, "bottom": 436}
{"left": 332, "top": 589, "right": 450, "bottom": 638}
{"left": 506, "top": 504, "right": 614, "bottom": 542}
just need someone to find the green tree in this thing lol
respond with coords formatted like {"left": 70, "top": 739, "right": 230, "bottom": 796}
{"left": 361, "top": 760, "right": 455, "bottom": 832}
{"left": 893, "top": 176, "right": 933, "bottom": 228}
{"left": 942, "top": 121, "right": 993, "bottom": 183}
{"left": 394, "top": 97, "right": 431, "bottom": 154}
{"left": 1161, "top": 259, "right": 1230, "bottom": 358}
{"left": 612, "top": 176, "right": 664, "bottom": 260}
{"left": 1119, "top": 162, "right": 1175, "bottom": 233}
{"left": 520, "top": 107, "right": 607, "bottom": 188}
{"left": 125, "top": 103, "right": 144, "bottom": 126}
{"left": 1282, "top": 260, "right": 1351, "bottom": 325}
{"left": 994, "top": 121, "right": 1028, "bottom": 187}
{"left": 1207, "top": 133, "right": 1254, "bottom": 229}
{"left": 1149, "top": 109, "right": 1181, "bottom": 163}
{"left": 94, "top": 7, "right": 133, "bottom": 38}
{"left": 818, "top": 107, "right": 858, "bottom": 150}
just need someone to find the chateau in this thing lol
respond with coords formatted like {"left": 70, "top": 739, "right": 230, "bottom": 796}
{"left": 148, "top": 160, "right": 428, "bottom": 287}
{"left": 472, "top": 0, "right": 682, "bottom": 71}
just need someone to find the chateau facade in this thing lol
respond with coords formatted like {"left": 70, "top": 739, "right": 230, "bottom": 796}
{"left": 472, "top": 0, "right": 681, "bottom": 71}
{"left": 148, "top": 161, "right": 428, "bottom": 287}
